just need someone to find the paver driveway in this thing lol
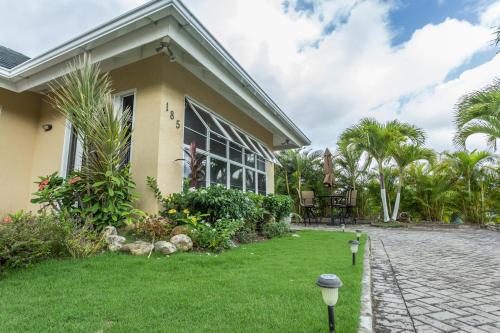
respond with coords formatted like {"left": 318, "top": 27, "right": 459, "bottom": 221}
{"left": 369, "top": 228, "right": 500, "bottom": 333}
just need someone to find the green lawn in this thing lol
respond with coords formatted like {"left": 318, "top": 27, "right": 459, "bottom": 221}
{"left": 0, "top": 231, "right": 365, "bottom": 333}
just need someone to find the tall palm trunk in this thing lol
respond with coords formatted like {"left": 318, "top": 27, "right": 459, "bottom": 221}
{"left": 391, "top": 168, "right": 403, "bottom": 221}
{"left": 378, "top": 165, "right": 390, "bottom": 222}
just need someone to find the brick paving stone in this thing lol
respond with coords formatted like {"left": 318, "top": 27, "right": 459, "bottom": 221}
{"left": 366, "top": 227, "right": 500, "bottom": 333}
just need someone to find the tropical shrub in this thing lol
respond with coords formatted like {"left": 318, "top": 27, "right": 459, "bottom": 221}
{"left": 262, "top": 221, "right": 290, "bottom": 239}
{"left": 64, "top": 223, "right": 106, "bottom": 259}
{"left": 31, "top": 168, "right": 142, "bottom": 230}
{"left": 43, "top": 56, "right": 142, "bottom": 230}
{"left": 0, "top": 212, "right": 69, "bottom": 271}
{"left": 189, "top": 218, "right": 244, "bottom": 252}
{"left": 234, "top": 225, "right": 258, "bottom": 243}
{"left": 263, "top": 194, "right": 293, "bottom": 221}
{"left": 134, "top": 215, "right": 176, "bottom": 242}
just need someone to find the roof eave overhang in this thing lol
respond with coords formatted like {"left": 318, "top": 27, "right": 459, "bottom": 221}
{"left": 0, "top": 0, "right": 310, "bottom": 148}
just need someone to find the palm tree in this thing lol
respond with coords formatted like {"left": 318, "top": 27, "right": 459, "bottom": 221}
{"left": 390, "top": 144, "right": 435, "bottom": 220}
{"left": 454, "top": 80, "right": 500, "bottom": 150}
{"left": 444, "top": 150, "right": 495, "bottom": 222}
{"left": 340, "top": 118, "right": 425, "bottom": 221}
{"left": 335, "top": 142, "right": 370, "bottom": 191}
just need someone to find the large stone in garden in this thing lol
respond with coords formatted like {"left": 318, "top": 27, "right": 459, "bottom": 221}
{"left": 171, "top": 225, "right": 190, "bottom": 237}
{"left": 120, "top": 241, "right": 154, "bottom": 256}
{"left": 170, "top": 234, "right": 193, "bottom": 251}
{"left": 154, "top": 241, "right": 177, "bottom": 255}
{"left": 103, "top": 226, "right": 117, "bottom": 238}
{"left": 107, "top": 235, "right": 126, "bottom": 252}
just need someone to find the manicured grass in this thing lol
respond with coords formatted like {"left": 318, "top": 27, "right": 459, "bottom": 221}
{"left": 0, "top": 231, "right": 365, "bottom": 333}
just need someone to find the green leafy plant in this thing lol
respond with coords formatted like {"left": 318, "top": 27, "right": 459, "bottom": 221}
{"left": 43, "top": 55, "right": 141, "bottom": 230}
{"left": 32, "top": 167, "right": 143, "bottom": 230}
{"left": 0, "top": 212, "right": 69, "bottom": 271}
{"left": 263, "top": 194, "right": 293, "bottom": 221}
{"left": 261, "top": 221, "right": 290, "bottom": 239}
{"left": 134, "top": 215, "right": 176, "bottom": 242}
{"left": 65, "top": 222, "right": 106, "bottom": 259}
{"left": 189, "top": 218, "right": 244, "bottom": 252}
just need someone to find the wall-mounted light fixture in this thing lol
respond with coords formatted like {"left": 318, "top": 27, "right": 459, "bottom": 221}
{"left": 156, "top": 37, "right": 176, "bottom": 62}
{"left": 42, "top": 124, "right": 53, "bottom": 132}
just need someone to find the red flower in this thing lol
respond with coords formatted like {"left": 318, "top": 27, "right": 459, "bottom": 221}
{"left": 38, "top": 179, "right": 50, "bottom": 191}
{"left": 2, "top": 216, "right": 12, "bottom": 224}
{"left": 68, "top": 176, "right": 82, "bottom": 185}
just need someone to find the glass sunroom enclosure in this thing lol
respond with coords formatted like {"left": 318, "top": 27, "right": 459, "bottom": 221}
{"left": 183, "top": 98, "right": 278, "bottom": 195}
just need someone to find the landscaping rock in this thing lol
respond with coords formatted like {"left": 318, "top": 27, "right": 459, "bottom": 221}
{"left": 103, "top": 226, "right": 117, "bottom": 238}
{"left": 171, "top": 225, "right": 190, "bottom": 237}
{"left": 170, "top": 234, "right": 193, "bottom": 251}
{"left": 154, "top": 241, "right": 177, "bottom": 255}
{"left": 120, "top": 241, "right": 154, "bottom": 256}
{"left": 107, "top": 235, "right": 126, "bottom": 252}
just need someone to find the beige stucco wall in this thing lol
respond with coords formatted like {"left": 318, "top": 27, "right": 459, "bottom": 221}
{"left": 0, "top": 54, "right": 276, "bottom": 214}
{"left": 0, "top": 88, "right": 41, "bottom": 214}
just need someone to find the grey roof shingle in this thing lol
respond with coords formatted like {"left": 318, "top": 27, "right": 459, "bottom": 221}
{"left": 0, "top": 46, "right": 30, "bottom": 69}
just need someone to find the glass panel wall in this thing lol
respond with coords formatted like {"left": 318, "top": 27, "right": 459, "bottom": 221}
{"left": 183, "top": 98, "right": 273, "bottom": 194}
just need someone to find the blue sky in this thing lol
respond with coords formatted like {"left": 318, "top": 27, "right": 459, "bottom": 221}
{"left": 1, "top": 0, "right": 499, "bottom": 151}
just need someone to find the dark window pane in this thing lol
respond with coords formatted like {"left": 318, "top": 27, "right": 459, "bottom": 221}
{"left": 219, "top": 121, "right": 237, "bottom": 142}
{"left": 245, "top": 169, "right": 255, "bottom": 192}
{"left": 237, "top": 130, "right": 254, "bottom": 150}
{"left": 184, "top": 128, "right": 207, "bottom": 149}
{"left": 245, "top": 149, "right": 255, "bottom": 167}
{"left": 122, "top": 94, "right": 134, "bottom": 166}
{"left": 230, "top": 164, "right": 243, "bottom": 190}
{"left": 183, "top": 151, "right": 206, "bottom": 188}
{"left": 257, "top": 173, "right": 266, "bottom": 195}
{"left": 210, "top": 158, "right": 227, "bottom": 186}
{"left": 66, "top": 126, "right": 78, "bottom": 177}
{"left": 257, "top": 156, "right": 265, "bottom": 172}
{"left": 229, "top": 142, "right": 242, "bottom": 163}
{"left": 250, "top": 138, "right": 267, "bottom": 158}
{"left": 185, "top": 102, "right": 206, "bottom": 135}
{"left": 209, "top": 133, "right": 227, "bottom": 157}
{"left": 193, "top": 105, "right": 224, "bottom": 135}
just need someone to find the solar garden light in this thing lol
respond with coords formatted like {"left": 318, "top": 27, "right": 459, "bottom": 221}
{"left": 341, "top": 224, "right": 345, "bottom": 232}
{"left": 348, "top": 240, "right": 360, "bottom": 266}
{"left": 316, "top": 274, "right": 343, "bottom": 333}
{"left": 355, "top": 229, "right": 362, "bottom": 241}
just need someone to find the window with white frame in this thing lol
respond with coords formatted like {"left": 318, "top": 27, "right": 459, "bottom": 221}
{"left": 183, "top": 98, "right": 277, "bottom": 195}
{"left": 62, "top": 92, "right": 135, "bottom": 177}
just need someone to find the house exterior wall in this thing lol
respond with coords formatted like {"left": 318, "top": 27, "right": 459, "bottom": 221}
{"left": 0, "top": 89, "right": 41, "bottom": 214}
{"left": 0, "top": 54, "right": 275, "bottom": 215}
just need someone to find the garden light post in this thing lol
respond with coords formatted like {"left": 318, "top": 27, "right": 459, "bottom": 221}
{"left": 355, "top": 229, "right": 362, "bottom": 241}
{"left": 349, "top": 240, "right": 359, "bottom": 266}
{"left": 316, "top": 274, "right": 343, "bottom": 333}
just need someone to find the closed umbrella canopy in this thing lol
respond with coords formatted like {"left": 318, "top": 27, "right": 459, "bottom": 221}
{"left": 323, "top": 148, "right": 334, "bottom": 188}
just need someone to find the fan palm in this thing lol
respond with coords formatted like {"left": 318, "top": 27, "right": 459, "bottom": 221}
{"left": 390, "top": 144, "right": 435, "bottom": 220}
{"left": 340, "top": 118, "right": 425, "bottom": 221}
{"left": 454, "top": 80, "right": 500, "bottom": 150}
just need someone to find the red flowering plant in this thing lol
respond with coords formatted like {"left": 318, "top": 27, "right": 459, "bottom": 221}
{"left": 31, "top": 172, "right": 86, "bottom": 219}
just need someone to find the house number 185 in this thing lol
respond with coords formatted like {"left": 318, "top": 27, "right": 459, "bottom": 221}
{"left": 166, "top": 103, "right": 181, "bottom": 129}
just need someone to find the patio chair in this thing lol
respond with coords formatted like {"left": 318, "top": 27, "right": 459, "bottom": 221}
{"left": 297, "top": 189, "right": 319, "bottom": 225}
{"left": 345, "top": 189, "right": 357, "bottom": 224}
{"left": 334, "top": 188, "right": 357, "bottom": 224}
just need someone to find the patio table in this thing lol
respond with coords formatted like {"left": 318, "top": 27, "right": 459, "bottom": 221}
{"left": 318, "top": 194, "right": 345, "bottom": 225}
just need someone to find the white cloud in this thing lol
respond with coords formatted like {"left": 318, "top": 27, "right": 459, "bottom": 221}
{"left": 186, "top": 0, "right": 497, "bottom": 152}
{"left": 481, "top": 1, "right": 500, "bottom": 27}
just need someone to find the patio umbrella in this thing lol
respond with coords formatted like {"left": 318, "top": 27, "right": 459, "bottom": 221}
{"left": 323, "top": 148, "right": 334, "bottom": 188}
